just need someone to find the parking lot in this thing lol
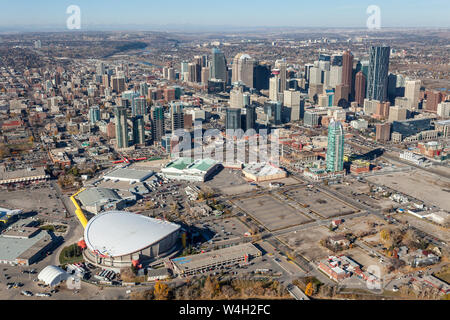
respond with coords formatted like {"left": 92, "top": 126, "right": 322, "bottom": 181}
{"left": 279, "top": 225, "right": 335, "bottom": 262}
{"left": 0, "top": 183, "right": 66, "bottom": 220}
{"left": 205, "top": 168, "right": 256, "bottom": 195}
{"left": 366, "top": 170, "right": 450, "bottom": 211}
{"left": 234, "top": 195, "right": 311, "bottom": 231}
{"left": 192, "top": 216, "right": 250, "bottom": 248}
{"left": 285, "top": 187, "right": 357, "bottom": 218}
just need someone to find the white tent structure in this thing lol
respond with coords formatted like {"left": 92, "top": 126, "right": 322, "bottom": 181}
{"left": 38, "top": 265, "right": 69, "bottom": 287}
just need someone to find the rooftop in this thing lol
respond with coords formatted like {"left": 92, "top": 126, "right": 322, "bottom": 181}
{"left": 165, "top": 158, "right": 194, "bottom": 171}
{"left": 243, "top": 162, "right": 285, "bottom": 177}
{"left": 0, "top": 166, "right": 49, "bottom": 183}
{"left": 171, "top": 243, "right": 260, "bottom": 271}
{"left": 0, "top": 230, "right": 51, "bottom": 262}
{"left": 77, "top": 188, "right": 122, "bottom": 207}
{"left": 84, "top": 211, "right": 180, "bottom": 257}
{"left": 103, "top": 167, "right": 154, "bottom": 182}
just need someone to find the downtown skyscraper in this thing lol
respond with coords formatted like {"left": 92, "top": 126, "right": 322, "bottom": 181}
{"left": 355, "top": 71, "right": 366, "bottom": 106}
{"left": 89, "top": 105, "right": 100, "bottom": 124}
{"left": 232, "top": 53, "right": 256, "bottom": 89}
{"left": 367, "top": 45, "right": 390, "bottom": 102}
{"left": 151, "top": 106, "right": 165, "bottom": 144}
{"left": 342, "top": 49, "right": 353, "bottom": 87}
{"left": 326, "top": 120, "right": 345, "bottom": 172}
{"left": 132, "top": 115, "right": 145, "bottom": 145}
{"left": 210, "top": 48, "right": 227, "bottom": 82}
{"left": 114, "top": 106, "right": 128, "bottom": 149}
{"left": 225, "top": 108, "right": 242, "bottom": 131}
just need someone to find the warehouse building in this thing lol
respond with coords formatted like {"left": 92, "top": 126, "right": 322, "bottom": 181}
{"left": 242, "top": 162, "right": 287, "bottom": 182}
{"left": 103, "top": 167, "right": 155, "bottom": 183}
{"left": 76, "top": 187, "right": 128, "bottom": 214}
{"left": 0, "top": 166, "right": 50, "bottom": 185}
{"left": 171, "top": 243, "right": 261, "bottom": 277}
{"left": 0, "top": 220, "right": 58, "bottom": 266}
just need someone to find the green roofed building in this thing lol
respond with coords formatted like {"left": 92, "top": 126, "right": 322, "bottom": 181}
{"left": 161, "top": 157, "right": 220, "bottom": 182}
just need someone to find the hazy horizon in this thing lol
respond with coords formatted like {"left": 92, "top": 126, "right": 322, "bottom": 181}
{"left": 0, "top": 0, "right": 449, "bottom": 33}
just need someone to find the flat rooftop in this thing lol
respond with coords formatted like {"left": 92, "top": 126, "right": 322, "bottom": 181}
{"left": 77, "top": 188, "right": 122, "bottom": 207}
{"left": 165, "top": 158, "right": 194, "bottom": 171}
{"left": 0, "top": 166, "right": 49, "bottom": 182}
{"left": 1, "top": 227, "right": 40, "bottom": 239}
{"left": 103, "top": 167, "right": 154, "bottom": 182}
{"left": 171, "top": 243, "right": 261, "bottom": 272}
{"left": 243, "top": 162, "right": 285, "bottom": 177}
{"left": 0, "top": 230, "right": 51, "bottom": 262}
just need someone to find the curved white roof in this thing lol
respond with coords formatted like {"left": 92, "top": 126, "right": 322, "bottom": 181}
{"left": 84, "top": 211, "right": 180, "bottom": 257}
{"left": 38, "top": 265, "right": 68, "bottom": 286}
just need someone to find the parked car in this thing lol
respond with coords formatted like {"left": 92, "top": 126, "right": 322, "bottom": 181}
{"left": 36, "top": 293, "right": 51, "bottom": 297}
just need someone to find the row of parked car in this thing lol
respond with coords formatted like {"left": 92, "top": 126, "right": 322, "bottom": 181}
{"left": 6, "top": 282, "right": 23, "bottom": 289}
{"left": 94, "top": 269, "right": 116, "bottom": 282}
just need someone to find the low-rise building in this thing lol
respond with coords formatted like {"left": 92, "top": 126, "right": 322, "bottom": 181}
{"left": 171, "top": 243, "right": 261, "bottom": 277}
{"left": 406, "top": 249, "right": 440, "bottom": 268}
{"left": 421, "top": 275, "right": 450, "bottom": 295}
{"left": 242, "top": 162, "right": 287, "bottom": 182}
{"left": 0, "top": 221, "right": 57, "bottom": 266}
{"left": 76, "top": 187, "right": 127, "bottom": 214}
{"left": 147, "top": 268, "right": 171, "bottom": 281}
{"left": 49, "top": 148, "right": 71, "bottom": 166}
{"left": 0, "top": 166, "right": 50, "bottom": 185}
{"left": 318, "top": 255, "right": 361, "bottom": 281}
{"left": 399, "top": 151, "right": 428, "bottom": 166}
{"left": 162, "top": 157, "right": 220, "bottom": 182}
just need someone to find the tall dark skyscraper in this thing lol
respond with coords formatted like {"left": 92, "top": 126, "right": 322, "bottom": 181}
{"left": 132, "top": 115, "right": 145, "bottom": 145}
{"left": 226, "top": 108, "right": 242, "bottom": 131}
{"left": 132, "top": 96, "right": 147, "bottom": 116}
{"left": 171, "top": 103, "right": 184, "bottom": 132}
{"left": 114, "top": 106, "right": 128, "bottom": 149}
{"left": 331, "top": 54, "right": 343, "bottom": 67}
{"left": 244, "top": 105, "right": 256, "bottom": 131}
{"left": 367, "top": 45, "right": 390, "bottom": 102}
{"left": 254, "top": 63, "right": 271, "bottom": 91}
{"left": 264, "top": 101, "right": 282, "bottom": 126}
{"left": 342, "top": 49, "right": 353, "bottom": 87}
{"left": 387, "top": 73, "right": 398, "bottom": 104}
{"left": 211, "top": 48, "right": 227, "bottom": 82}
{"left": 151, "top": 106, "right": 165, "bottom": 144}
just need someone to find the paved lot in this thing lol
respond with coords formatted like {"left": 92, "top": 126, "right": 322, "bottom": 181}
{"left": 235, "top": 195, "right": 311, "bottom": 231}
{"left": 278, "top": 226, "right": 334, "bottom": 262}
{"left": 395, "top": 214, "right": 450, "bottom": 243}
{"left": 366, "top": 169, "right": 450, "bottom": 211}
{"left": 205, "top": 168, "right": 256, "bottom": 195}
{"left": 286, "top": 187, "right": 357, "bottom": 218}
{"left": 0, "top": 184, "right": 66, "bottom": 220}
{"left": 340, "top": 215, "right": 388, "bottom": 239}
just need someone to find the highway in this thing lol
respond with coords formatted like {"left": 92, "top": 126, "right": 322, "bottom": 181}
{"left": 287, "top": 283, "right": 310, "bottom": 300}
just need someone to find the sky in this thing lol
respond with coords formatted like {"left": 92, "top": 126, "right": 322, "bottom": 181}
{"left": 0, "top": 0, "right": 449, "bottom": 31}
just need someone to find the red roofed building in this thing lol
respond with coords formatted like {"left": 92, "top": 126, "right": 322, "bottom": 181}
{"left": 2, "top": 119, "right": 23, "bottom": 131}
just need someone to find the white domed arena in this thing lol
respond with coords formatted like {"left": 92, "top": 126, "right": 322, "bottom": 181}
{"left": 83, "top": 211, "right": 180, "bottom": 269}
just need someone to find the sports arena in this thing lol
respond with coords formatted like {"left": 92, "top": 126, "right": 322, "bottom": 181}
{"left": 83, "top": 211, "right": 180, "bottom": 269}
